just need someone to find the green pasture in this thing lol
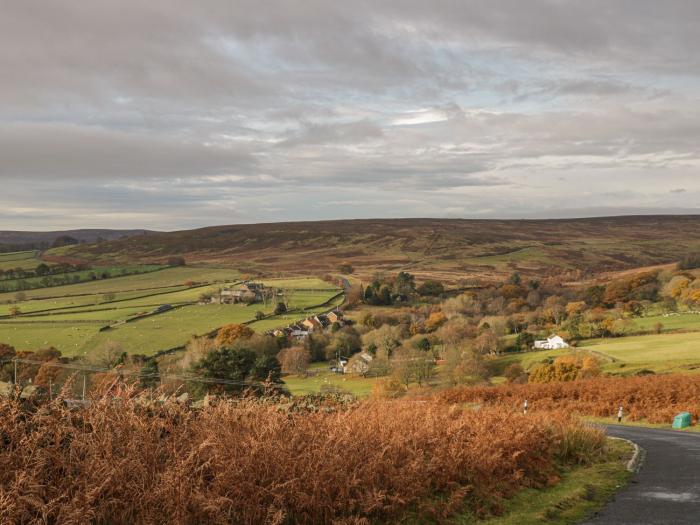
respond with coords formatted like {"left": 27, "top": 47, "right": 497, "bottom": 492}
{"left": 0, "top": 250, "right": 41, "bottom": 271}
{"left": 0, "top": 285, "right": 190, "bottom": 316}
{"left": 491, "top": 330, "right": 700, "bottom": 379}
{"left": 632, "top": 313, "right": 700, "bottom": 333}
{"left": 80, "top": 303, "right": 271, "bottom": 356}
{"left": 0, "top": 264, "right": 165, "bottom": 293}
{"left": 0, "top": 322, "right": 101, "bottom": 354}
{"left": 579, "top": 332, "right": 700, "bottom": 374}
{"left": 283, "top": 363, "right": 379, "bottom": 396}
{"left": 260, "top": 277, "right": 340, "bottom": 290}
{"left": 0, "top": 266, "right": 236, "bottom": 302}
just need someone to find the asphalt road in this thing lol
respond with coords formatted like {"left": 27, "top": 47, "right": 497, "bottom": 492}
{"left": 584, "top": 425, "right": 700, "bottom": 524}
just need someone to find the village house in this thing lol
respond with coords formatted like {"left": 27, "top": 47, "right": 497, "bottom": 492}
{"left": 302, "top": 316, "right": 323, "bottom": 332}
{"left": 533, "top": 334, "right": 569, "bottom": 350}
{"left": 345, "top": 352, "right": 373, "bottom": 375}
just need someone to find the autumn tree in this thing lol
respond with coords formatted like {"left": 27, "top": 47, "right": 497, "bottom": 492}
{"left": 277, "top": 346, "right": 311, "bottom": 376}
{"left": 215, "top": 324, "right": 254, "bottom": 348}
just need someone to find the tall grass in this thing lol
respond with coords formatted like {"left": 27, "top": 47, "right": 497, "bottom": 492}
{"left": 439, "top": 373, "right": 700, "bottom": 423}
{"left": 0, "top": 390, "right": 603, "bottom": 524}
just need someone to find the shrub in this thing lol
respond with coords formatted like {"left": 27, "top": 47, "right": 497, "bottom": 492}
{"left": 0, "top": 393, "right": 604, "bottom": 524}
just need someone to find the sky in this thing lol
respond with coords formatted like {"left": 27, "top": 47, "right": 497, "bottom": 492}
{"left": 3, "top": 1, "right": 700, "bottom": 231}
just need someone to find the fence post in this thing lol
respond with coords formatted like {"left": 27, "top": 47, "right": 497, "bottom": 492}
{"left": 13, "top": 358, "right": 17, "bottom": 385}
{"left": 82, "top": 374, "right": 87, "bottom": 400}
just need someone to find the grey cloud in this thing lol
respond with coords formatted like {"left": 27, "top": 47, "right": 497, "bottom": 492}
{"left": 0, "top": 124, "right": 255, "bottom": 179}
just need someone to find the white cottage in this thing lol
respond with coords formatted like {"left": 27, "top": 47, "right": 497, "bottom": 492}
{"left": 533, "top": 335, "right": 569, "bottom": 350}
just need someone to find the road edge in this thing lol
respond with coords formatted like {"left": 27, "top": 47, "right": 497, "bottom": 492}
{"left": 607, "top": 436, "right": 644, "bottom": 472}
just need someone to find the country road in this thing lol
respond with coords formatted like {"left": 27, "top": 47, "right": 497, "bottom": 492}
{"left": 584, "top": 425, "right": 700, "bottom": 524}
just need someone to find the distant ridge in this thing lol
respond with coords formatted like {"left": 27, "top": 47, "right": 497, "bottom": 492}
{"left": 59, "top": 215, "right": 700, "bottom": 282}
{"left": 0, "top": 229, "right": 154, "bottom": 249}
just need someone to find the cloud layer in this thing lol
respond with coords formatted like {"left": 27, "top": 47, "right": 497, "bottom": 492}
{"left": 2, "top": 1, "right": 700, "bottom": 229}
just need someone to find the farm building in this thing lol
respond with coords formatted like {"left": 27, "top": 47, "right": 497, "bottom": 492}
{"left": 533, "top": 334, "right": 569, "bottom": 350}
{"left": 218, "top": 281, "right": 265, "bottom": 304}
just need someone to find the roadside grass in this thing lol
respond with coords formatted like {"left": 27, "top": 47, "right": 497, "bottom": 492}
{"left": 468, "top": 438, "right": 633, "bottom": 525}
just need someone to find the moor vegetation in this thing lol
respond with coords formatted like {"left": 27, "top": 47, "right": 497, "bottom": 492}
{"left": 439, "top": 373, "right": 700, "bottom": 424}
{"left": 0, "top": 389, "right": 606, "bottom": 524}
{"left": 61, "top": 216, "right": 700, "bottom": 281}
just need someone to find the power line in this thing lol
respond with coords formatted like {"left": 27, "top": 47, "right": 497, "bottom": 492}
{"left": 0, "top": 357, "right": 279, "bottom": 389}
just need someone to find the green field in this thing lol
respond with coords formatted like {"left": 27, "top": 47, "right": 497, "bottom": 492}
{"left": 283, "top": 363, "right": 380, "bottom": 396}
{"left": 632, "top": 313, "right": 700, "bottom": 333}
{"left": 0, "top": 264, "right": 165, "bottom": 293}
{"left": 0, "top": 250, "right": 41, "bottom": 271}
{"left": 0, "top": 272, "right": 343, "bottom": 357}
{"left": 491, "top": 330, "right": 700, "bottom": 379}
{"left": 580, "top": 332, "right": 700, "bottom": 374}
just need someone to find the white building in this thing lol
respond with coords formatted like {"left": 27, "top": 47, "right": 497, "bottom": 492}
{"left": 533, "top": 335, "right": 569, "bottom": 350}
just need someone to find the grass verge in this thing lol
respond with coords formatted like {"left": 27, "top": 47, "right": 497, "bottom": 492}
{"left": 471, "top": 438, "right": 633, "bottom": 525}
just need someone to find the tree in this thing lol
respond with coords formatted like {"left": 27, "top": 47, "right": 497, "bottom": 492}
{"left": 417, "top": 280, "right": 444, "bottom": 297}
{"left": 35, "top": 263, "right": 50, "bottom": 276}
{"left": 504, "top": 363, "right": 527, "bottom": 384}
{"left": 277, "top": 346, "right": 311, "bottom": 376}
{"left": 215, "top": 324, "right": 254, "bottom": 348}
{"left": 91, "top": 341, "right": 126, "bottom": 369}
{"left": 139, "top": 358, "right": 160, "bottom": 389}
{"left": 255, "top": 310, "right": 266, "bottom": 320}
{"left": 273, "top": 302, "right": 287, "bottom": 315}
{"left": 394, "top": 271, "right": 416, "bottom": 299}
{"left": 167, "top": 256, "right": 186, "bottom": 267}
{"left": 190, "top": 347, "right": 256, "bottom": 395}
{"left": 51, "top": 235, "right": 79, "bottom": 248}
{"left": 425, "top": 311, "right": 447, "bottom": 331}
{"left": 9, "top": 306, "right": 21, "bottom": 317}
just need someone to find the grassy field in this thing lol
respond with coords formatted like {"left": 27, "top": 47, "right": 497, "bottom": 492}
{"left": 632, "top": 313, "right": 700, "bottom": 333}
{"left": 490, "top": 330, "right": 700, "bottom": 380}
{"left": 0, "top": 264, "right": 165, "bottom": 293}
{"left": 0, "top": 266, "right": 236, "bottom": 302}
{"left": 0, "top": 250, "right": 40, "bottom": 271}
{"left": 579, "top": 332, "right": 700, "bottom": 375}
{"left": 283, "top": 363, "right": 380, "bottom": 396}
{"left": 0, "top": 272, "right": 343, "bottom": 356}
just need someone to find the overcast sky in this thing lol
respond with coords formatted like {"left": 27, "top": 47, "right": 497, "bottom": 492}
{"left": 3, "top": 1, "right": 700, "bottom": 230}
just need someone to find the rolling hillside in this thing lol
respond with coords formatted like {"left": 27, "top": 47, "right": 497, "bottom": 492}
{"left": 60, "top": 215, "right": 700, "bottom": 282}
{"left": 0, "top": 229, "right": 153, "bottom": 251}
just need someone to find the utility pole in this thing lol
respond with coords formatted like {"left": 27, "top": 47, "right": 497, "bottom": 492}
{"left": 82, "top": 374, "right": 87, "bottom": 400}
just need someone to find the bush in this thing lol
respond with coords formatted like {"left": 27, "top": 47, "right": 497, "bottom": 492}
{"left": 0, "top": 394, "right": 604, "bottom": 524}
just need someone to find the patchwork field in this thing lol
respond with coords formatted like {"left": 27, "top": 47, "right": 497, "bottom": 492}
{"left": 0, "top": 250, "right": 41, "bottom": 271}
{"left": 0, "top": 268, "right": 342, "bottom": 357}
